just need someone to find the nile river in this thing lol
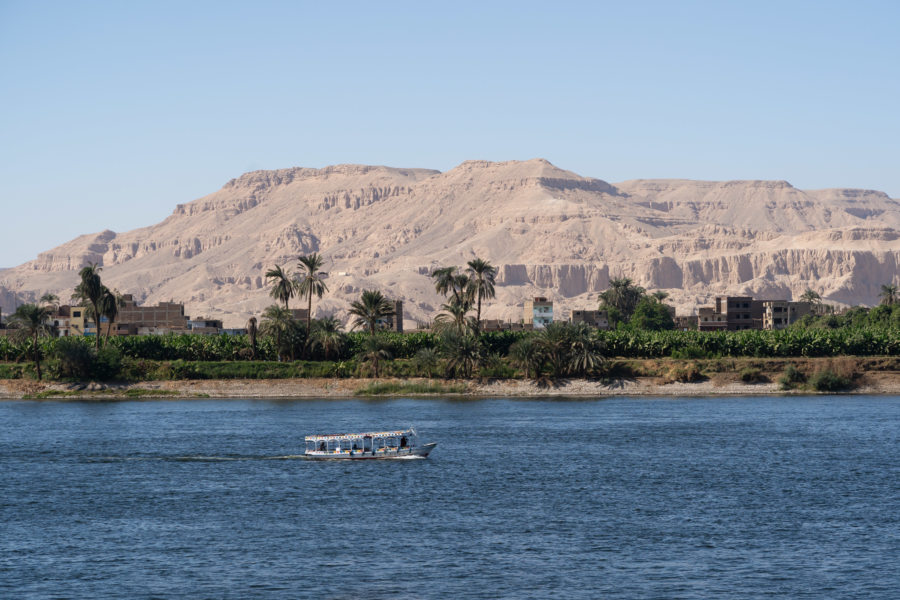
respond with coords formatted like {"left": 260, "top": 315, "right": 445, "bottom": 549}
{"left": 2, "top": 396, "right": 899, "bottom": 599}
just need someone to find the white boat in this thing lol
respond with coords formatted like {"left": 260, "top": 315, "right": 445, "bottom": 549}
{"left": 304, "top": 428, "right": 436, "bottom": 460}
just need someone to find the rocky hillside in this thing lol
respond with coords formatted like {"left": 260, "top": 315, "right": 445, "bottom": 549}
{"left": 2, "top": 159, "right": 899, "bottom": 327}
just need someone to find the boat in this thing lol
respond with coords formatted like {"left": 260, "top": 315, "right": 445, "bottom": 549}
{"left": 304, "top": 428, "right": 436, "bottom": 460}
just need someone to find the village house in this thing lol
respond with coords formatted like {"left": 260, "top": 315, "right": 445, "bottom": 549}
{"left": 524, "top": 297, "right": 553, "bottom": 329}
{"left": 762, "top": 300, "right": 812, "bottom": 330}
{"left": 570, "top": 309, "right": 610, "bottom": 330}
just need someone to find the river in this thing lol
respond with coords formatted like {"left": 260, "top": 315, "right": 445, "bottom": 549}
{"left": 2, "top": 395, "right": 899, "bottom": 599}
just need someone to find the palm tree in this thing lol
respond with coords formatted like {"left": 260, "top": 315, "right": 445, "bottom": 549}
{"left": 297, "top": 253, "right": 329, "bottom": 351}
{"left": 466, "top": 258, "right": 497, "bottom": 334}
{"left": 439, "top": 330, "right": 481, "bottom": 378}
{"left": 246, "top": 316, "right": 258, "bottom": 360}
{"left": 259, "top": 305, "right": 295, "bottom": 361}
{"left": 599, "top": 277, "right": 645, "bottom": 320}
{"left": 800, "top": 288, "right": 822, "bottom": 304}
{"left": 72, "top": 264, "right": 105, "bottom": 350}
{"left": 879, "top": 284, "right": 898, "bottom": 306}
{"left": 39, "top": 293, "right": 60, "bottom": 310}
{"left": 311, "top": 316, "right": 346, "bottom": 360}
{"left": 536, "top": 322, "right": 575, "bottom": 378}
{"left": 431, "top": 266, "right": 457, "bottom": 298}
{"left": 532, "top": 322, "right": 605, "bottom": 379}
{"left": 9, "top": 303, "right": 53, "bottom": 380}
{"left": 433, "top": 296, "right": 475, "bottom": 335}
{"left": 348, "top": 290, "right": 395, "bottom": 336}
{"left": 509, "top": 337, "right": 543, "bottom": 380}
{"left": 413, "top": 347, "right": 441, "bottom": 378}
{"left": 265, "top": 265, "right": 296, "bottom": 309}
{"left": 651, "top": 290, "right": 669, "bottom": 303}
{"left": 99, "top": 288, "right": 125, "bottom": 342}
{"left": 567, "top": 323, "right": 606, "bottom": 377}
{"left": 431, "top": 266, "right": 472, "bottom": 305}
{"left": 357, "top": 334, "right": 391, "bottom": 378}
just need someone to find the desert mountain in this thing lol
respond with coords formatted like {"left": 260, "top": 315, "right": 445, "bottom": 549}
{"left": 2, "top": 159, "right": 899, "bottom": 327}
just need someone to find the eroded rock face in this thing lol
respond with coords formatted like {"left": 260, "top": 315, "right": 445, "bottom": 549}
{"left": 1, "top": 160, "right": 899, "bottom": 327}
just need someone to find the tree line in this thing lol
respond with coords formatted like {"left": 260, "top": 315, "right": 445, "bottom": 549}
{"left": 2, "top": 253, "right": 898, "bottom": 381}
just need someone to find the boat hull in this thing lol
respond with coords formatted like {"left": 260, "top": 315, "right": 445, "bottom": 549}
{"left": 305, "top": 443, "right": 437, "bottom": 460}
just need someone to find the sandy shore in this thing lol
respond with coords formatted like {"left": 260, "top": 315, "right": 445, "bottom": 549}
{"left": 2, "top": 373, "right": 899, "bottom": 400}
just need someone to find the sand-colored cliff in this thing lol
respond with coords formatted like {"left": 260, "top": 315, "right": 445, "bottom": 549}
{"left": 2, "top": 159, "right": 898, "bottom": 327}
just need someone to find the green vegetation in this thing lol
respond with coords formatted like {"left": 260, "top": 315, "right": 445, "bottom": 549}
{"left": 778, "top": 365, "right": 807, "bottom": 389}
{"left": 7, "top": 301, "right": 54, "bottom": 379}
{"left": 296, "top": 252, "right": 328, "bottom": 354}
{"left": 0, "top": 253, "right": 895, "bottom": 387}
{"left": 355, "top": 381, "right": 468, "bottom": 396}
{"left": 808, "top": 369, "right": 854, "bottom": 392}
{"left": 21, "top": 387, "right": 203, "bottom": 400}
{"left": 795, "top": 303, "right": 900, "bottom": 330}
{"left": 265, "top": 264, "right": 296, "bottom": 309}
{"left": 72, "top": 264, "right": 106, "bottom": 350}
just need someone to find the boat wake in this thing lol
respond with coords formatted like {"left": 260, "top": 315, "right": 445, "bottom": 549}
{"left": 87, "top": 454, "right": 309, "bottom": 463}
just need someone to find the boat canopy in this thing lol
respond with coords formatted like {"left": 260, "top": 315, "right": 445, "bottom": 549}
{"left": 305, "top": 429, "right": 413, "bottom": 442}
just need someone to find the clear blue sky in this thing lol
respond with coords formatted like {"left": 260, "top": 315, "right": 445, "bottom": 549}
{"left": 2, "top": 1, "right": 898, "bottom": 267}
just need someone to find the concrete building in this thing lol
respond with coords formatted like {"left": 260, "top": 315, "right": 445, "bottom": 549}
{"left": 188, "top": 318, "right": 224, "bottom": 335}
{"left": 118, "top": 295, "right": 189, "bottom": 331}
{"left": 714, "top": 296, "right": 765, "bottom": 330}
{"left": 674, "top": 315, "right": 697, "bottom": 331}
{"left": 378, "top": 300, "right": 404, "bottom": 333}
{"left": 69, "top": 306, "right": 87, "bottom": 336}
{"left": 762, "top": 301, "right": 812, "bottom": 330}
{"left": 570, "top": 309, "right": 610, "bottom": 330}
{"left": 481, "top": 320, "right": 526, "bottom": 332}
{"left": 698, "top": 307, "right": 727, "bottom": 331}
{"left": 524, "top": 297, "right": 553, "bottom": 329}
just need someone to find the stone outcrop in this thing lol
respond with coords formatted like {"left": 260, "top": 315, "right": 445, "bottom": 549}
{"left": 1, "top": 159, "right": 898, "bottom": 327}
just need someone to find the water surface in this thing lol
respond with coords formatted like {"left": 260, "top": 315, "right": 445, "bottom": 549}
{"left": 2, "top": 396, "right": 899, "bottom": 598}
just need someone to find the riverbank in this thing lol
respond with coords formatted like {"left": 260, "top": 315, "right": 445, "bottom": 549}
{"left": 2, "top": 371, "right": 899, "bottom": 400}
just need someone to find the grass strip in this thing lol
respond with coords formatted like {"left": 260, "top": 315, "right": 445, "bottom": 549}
{"left": 355, "top": 381, "right": 468, "bottom": 396}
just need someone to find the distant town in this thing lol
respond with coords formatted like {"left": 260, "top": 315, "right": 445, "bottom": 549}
{"left": 0, "top": 290, "right": 845, "bottom": 338}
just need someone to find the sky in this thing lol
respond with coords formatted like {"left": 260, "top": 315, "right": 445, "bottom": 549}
{"left": 1, "top": 0, "right": 899, "bottom": 267}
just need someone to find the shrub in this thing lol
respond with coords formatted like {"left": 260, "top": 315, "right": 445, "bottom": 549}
{"left": 0, "top": 363, "right": 27, "bottom": 379}
{"left": 662, "top": 362, "right": 705, "bottom": 383}
{"left": 52, "top": 338, "right": 95, "bottom": 379}
{"left": 808, "top": 369, "right": 853, "bottom": 392}
{"left": 671, "top": 347, "right": 711, "bottom": 359}
{"left": 93, "top": 346, "right": 123, "bottom": 380}
{"left": 778, "top": 364, "right": 807, "bottom": 389}
{"left": 739, "top": 367, "right": 766, "bottom": 383}
{"left": 50, "top": 338, "right": 122, "bottom": 381}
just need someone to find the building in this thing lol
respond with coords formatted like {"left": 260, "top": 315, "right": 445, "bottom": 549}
{"left": 115, "top": 295, "right": 189, "bottom": 334}
{"left": 524, "top": 297, "right": 553, "bottom": 329}
{"left": 762, "top": 301, "right": 812, "bottom": 330}
{"left": 188, "top": 318, "right": 225, "bottom": 335}
{"left": 673, "top": 315, "right": 697, "bottom": 331}
{"left": 46, "top": 305, "right": 72, "bottom": 337}
{"left": 289, "top": 308, "right": 310, "bottom": 322}
{"left": 570, "top": 309, "right": 610, "bottom": 330}
{"left": 68, "top": 306, "right": 87, "bottom": 336}
{"left": 481, "top": 319, "right": 526, "bottom": 332}
{"left": 377, "top": 300, "right": 404, "bottom": 333}
{"left": 713, "top": 296, "right": 765, "bottom": 330}
{"left": 697, "top": 306, "right": 727, "bottom": 331}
